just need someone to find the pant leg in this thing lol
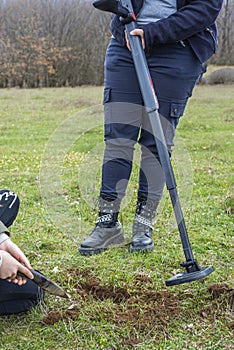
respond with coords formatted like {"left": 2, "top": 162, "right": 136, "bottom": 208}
{"left": 101, "top": 39, "right": 144, "bottom": 199}
{"left": 100, "top": 39, "right": 204, "bottom": 201}
{"left": 138, "top": 42, "right": 204, "bottom": 200}
{"left": 0, "top": 279, "right": 44, "bottom": 316}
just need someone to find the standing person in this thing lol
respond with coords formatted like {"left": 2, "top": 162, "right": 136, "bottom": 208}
{"left": 0, "top": 190, "right": 44, "bottom": 316}
{"left": 79, "top": 0, "right": 223, "bottom": 255}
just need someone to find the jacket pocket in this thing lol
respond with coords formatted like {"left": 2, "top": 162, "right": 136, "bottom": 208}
{"left": 205, "top": 27, "right": 218, "bottom": 53}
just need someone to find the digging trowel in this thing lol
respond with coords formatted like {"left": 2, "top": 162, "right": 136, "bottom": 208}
{"left": 18, "top": 269, "right": 69, "bottom": 299}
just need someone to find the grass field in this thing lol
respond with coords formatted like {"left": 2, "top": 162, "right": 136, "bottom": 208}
{"left": 0, "top": 83, "right": 233, "bottom": 349}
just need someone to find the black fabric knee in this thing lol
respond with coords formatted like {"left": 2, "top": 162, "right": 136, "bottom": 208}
{"left": 0, "top": 279, "right": 44, "bottom": 316}
{"left": 0, "top": 190, "right": 20, "bottom": 228}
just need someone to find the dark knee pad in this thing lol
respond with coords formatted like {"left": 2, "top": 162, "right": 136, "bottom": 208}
{"left": 0, "top": 190, "right": 20, "bottom": 227}
{"left": 0, "top": 279, "right": 44, "bottom": 316}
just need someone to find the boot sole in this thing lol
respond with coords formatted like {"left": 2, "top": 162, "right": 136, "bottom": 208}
{"left": 78, "top": 233, "right": 124, "bottom": 256}
{"left": 129, "top": 242, "right": 154, "bottom": 253}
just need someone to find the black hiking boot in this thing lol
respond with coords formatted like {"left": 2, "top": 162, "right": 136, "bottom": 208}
{"left": 78, "top": 196, "right": 124, "bottom": 255}
{"left": 129, "top": 198, "right": 159, "bottom": 253}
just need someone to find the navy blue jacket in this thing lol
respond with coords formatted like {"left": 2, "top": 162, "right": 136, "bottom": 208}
{"left": 110, "top": 0, "right": 224, "bottom": 63}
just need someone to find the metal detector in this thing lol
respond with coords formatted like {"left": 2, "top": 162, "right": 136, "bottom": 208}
{"left": 93, "top": 0, "right": 214, "bottom": 286}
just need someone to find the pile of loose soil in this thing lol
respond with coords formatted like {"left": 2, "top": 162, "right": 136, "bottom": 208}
{"left": 43, "top": 269, "right": 234, "bottom": 336}
{"left": 43, "top": 269, "right": 180, "bottom": 328}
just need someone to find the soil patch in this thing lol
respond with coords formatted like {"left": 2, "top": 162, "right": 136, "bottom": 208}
{"left": 208, "top": 283, "right": 234, "bottom": 303}
{"left": 208, "top": 283, "right": 234, "bottom": 311}
{"left": 43, "top": 268, "right": 180, "bottom": 328}
{"left": 43, "top": 268, "right": 234, "bottom": 337}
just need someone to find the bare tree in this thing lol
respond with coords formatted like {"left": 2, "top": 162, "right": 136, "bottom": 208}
{"left": 0, "top": 0, "right": 231, "bottom": 87}
{"left": 211, "top": 0, "right": 234, "bottom": 65}
{"left": 0, "top": 0, "right": 111, "bottom": 86}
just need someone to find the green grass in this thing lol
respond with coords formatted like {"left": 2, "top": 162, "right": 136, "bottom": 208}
{"left": 0, "top": 84, "right": 233, "bottom": 349}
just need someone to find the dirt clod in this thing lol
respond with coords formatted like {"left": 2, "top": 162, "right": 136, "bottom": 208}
{"left": 43, "top": 311, "right": 63, "bottom": 325}
{"left": 208, "top": 283, "right": 231, "bottom": 297}
{"left": 208, "top": 283, "right": 234, "bottom": 309}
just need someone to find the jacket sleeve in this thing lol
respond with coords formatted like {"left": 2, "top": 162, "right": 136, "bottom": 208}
{"left": 0, "top": 221, "right": 10, "bottom": 236}
{"left": 0, "top": 233, "right": 10, "bottom": 245}
{"left": 143, "top": 0, "right": 224, "bottom": 48}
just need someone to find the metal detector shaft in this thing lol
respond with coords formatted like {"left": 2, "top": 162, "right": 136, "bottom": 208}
{"left": 120, "top": 0, "right": 196, "bottom": 265}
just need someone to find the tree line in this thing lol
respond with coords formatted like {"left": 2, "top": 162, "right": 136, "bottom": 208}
{"left": 0, "top": 0, "right": 233, "bottom": 88}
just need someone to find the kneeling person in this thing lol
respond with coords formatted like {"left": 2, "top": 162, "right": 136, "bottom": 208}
{"left": 0, "top": 190, "right": 44, "bottom": 316}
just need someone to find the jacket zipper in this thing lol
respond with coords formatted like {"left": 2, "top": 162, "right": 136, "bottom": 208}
{"left": 205, "top": 27, "right": 218, "bottom": 52}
